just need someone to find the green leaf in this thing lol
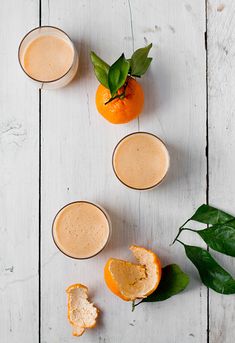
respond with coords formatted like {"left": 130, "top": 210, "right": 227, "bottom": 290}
{"left": 108, "top": 53, "right": 130, "bottom": 97}
{"left": 183, "top": 244, "right": 235, "bottom": 294}
{"left": 90, "top": 51, "right": 110, "bottom": 88}
{"left": 131, "top": 58, "right": 152, "bottom": 77}
{"left": 196, "top": 220, "right": 235, "bottom": 257}
{"left": 133, "top": 264, "right": 189, "bottom": 310}
{"left": 141, "top": 264, "right": 189, "bottom": 303}
{"left": 129, "top": 43, "right": 153, "bottom": 77}
{"left": 190, "top": 204, "right": 234, "bottom": 225}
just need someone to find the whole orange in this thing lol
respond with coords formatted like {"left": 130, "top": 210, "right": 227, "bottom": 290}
{"left": 95, "top": 77, "right": 144, "bottom": 124}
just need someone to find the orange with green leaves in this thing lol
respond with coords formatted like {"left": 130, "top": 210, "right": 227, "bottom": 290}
{"left": 91, "top": 44, "right": 153, "bottom": 124}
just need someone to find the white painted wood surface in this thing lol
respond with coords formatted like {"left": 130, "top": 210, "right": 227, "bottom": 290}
{"left": 0, "top": 0, "right": 235, "bottom": 342}
{"left": 0, "top": 1, "right": 39, "bottom": 342}
{"left": 208, "top": 1, "right": 235, "bottom": 342}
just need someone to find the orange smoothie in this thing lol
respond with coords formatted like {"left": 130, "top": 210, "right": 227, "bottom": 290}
{"left": 113, "top": 132, "right": 169, "bottom": 190}
{"left": 23, "top": 35, "right": 74, "bottom": 81}
{"left": 52, "top": 202, "right": 111, "bottom": 259}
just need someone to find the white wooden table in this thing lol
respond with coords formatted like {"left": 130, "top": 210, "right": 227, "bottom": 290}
{"left": 1, "top": 1, "right": 235, "bottom": 342}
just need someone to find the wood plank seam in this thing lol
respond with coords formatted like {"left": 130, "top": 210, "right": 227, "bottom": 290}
{"left": 127, "top": 0, "right": 139, "bottom": 133}
{"left": 38, "top": 2, "right": 42, "bottom": 343}
{"left": 205, "top": 1, "right": 210, "bottom": 342}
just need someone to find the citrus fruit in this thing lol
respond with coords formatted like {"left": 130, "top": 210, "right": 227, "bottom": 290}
{"left": 66, "top": 283, "right": 98, "bottom": 337}
{"left": 96, "top": 77, "right": 144, "bottom": 124}
{"left": 104, "top": 245, "right": 162, "bottom": 301}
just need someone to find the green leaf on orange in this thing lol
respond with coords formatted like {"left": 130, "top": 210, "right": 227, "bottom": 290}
{"left": 90, "top": 51, "right": 110, "bottom": 88}
{"left": 129, "top": 43, "right": 153, "bottom": 77}
{"left": 108, "top": 53, "right": 130, "bottom": 97}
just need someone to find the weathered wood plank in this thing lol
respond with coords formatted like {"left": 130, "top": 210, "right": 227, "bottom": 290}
{"left": 208, "top": 1, "right": 235, "bottom": 342}
{"left": 41, "top": 1, "right": 207, "bottom": 342}
{"left": 0, "top": 1, "right": 39, "bottom": 342}
{"left": 133, "top": 0, "right": 207, "bottom": 341}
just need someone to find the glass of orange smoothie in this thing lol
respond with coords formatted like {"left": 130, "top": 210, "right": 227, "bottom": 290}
{"left": 52, "top": 201, "right": 112, "bottom": 259}
{"left": 112, "top": 132, "right": 170, "bottom": 190}
{"left": 18, "top": 26, "right": 78, "bottom": 89}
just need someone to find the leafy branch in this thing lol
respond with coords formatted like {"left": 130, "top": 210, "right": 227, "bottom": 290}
{"left": 172, "top": 204, "right": 235, "bottom": 294}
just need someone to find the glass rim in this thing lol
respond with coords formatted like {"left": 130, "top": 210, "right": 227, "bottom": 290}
{"left": 18, "top": 25, "right": 77, "bottom": 84}
{"left": 112, "top": 131, "right": 170, "bottom": 191}
{"left": 52, "top": 200, "right": 112, "bottom": 260}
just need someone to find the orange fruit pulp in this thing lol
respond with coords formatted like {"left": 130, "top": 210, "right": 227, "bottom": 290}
{"left": 96, "top": 77, "right": 144, "bottom": 124}
{"left": 104, "top": 245, "right": 162, "bottom": 301}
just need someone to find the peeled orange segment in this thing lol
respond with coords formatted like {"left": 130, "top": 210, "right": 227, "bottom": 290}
{"left": 66, "top": 284, "right": 98, "bottom": 337}
{"left": 104, "top": 259, "right": 147, "bottom": 300}
{"left": 104, "top": 245, "right": 162, "bottom": 301}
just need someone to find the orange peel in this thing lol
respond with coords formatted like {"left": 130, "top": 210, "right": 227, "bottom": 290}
{"left": 66, "top": 283, "right": 98, "bottom": 337}
{"left": 104, "top": 245, "right": 162, "bottom": 301}
{"left": 96, "top": 77, "right": 144, "bottom": 124}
